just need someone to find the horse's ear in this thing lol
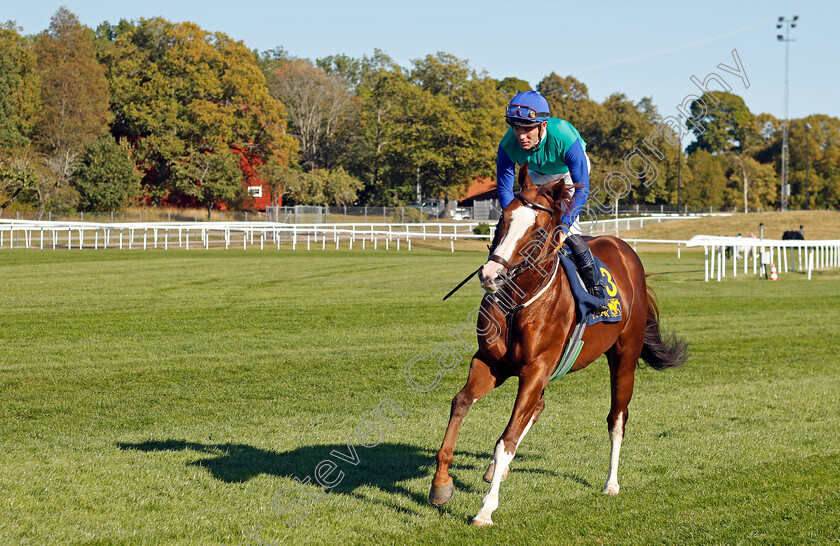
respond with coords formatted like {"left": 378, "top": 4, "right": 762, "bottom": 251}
{"left": 547, "top": 179, "right": 573, "bottom": 214}
{"left": 518, "top": 161, "right": 534, "bottom": 190}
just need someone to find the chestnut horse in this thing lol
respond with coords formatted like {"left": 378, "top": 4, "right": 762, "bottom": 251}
{"left": 429, "top": 165, "right": 687, "bottom": 526}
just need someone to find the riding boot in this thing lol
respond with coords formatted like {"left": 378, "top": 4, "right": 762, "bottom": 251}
{"left": 579, "top": 261, "right": 609, "bottom": 312}
{"left": 569, "top": 239, "right": 609, "bottom": 313}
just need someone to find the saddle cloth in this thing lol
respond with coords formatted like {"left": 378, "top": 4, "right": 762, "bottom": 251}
{"left": 557, "top": 251, "right": 623, "bottom": 326}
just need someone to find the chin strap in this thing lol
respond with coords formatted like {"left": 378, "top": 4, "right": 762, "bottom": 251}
{"left": 535, "top": 123, "right": 546, "bottom": 147}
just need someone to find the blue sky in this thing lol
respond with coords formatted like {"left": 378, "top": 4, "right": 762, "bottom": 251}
{"left": 9, "top": 0, "right": 838, "bottom": 121}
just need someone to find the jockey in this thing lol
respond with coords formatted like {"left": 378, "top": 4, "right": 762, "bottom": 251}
{"left": 496, "top": 90, "right": 608, "bottom": 312}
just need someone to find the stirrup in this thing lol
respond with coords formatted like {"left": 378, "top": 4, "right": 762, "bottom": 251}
{"left": 590, "top": 285, "right": 609, "bottom": 312}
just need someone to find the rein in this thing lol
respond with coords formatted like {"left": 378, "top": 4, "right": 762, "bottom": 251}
{"left": 516, "top": 251, "right": 561, "bottom": 309}
{"left": 494, "top": 248, "right": 562, "bottom": 349}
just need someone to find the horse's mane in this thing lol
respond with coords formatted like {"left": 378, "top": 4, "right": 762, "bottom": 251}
{"left": 536, "top": 180, "right": 578, "bottom": 218}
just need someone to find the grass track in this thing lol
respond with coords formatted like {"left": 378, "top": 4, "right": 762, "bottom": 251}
{"left": 1, "top": 248, "right": 838, "bottom": 544}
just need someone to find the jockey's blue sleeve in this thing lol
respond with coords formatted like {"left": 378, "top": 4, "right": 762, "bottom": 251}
{"left": 496, "top": 142, "right": 516, "bottom": 210}
{"left": 561, "top": 138, "right": 590, "bottom": 232}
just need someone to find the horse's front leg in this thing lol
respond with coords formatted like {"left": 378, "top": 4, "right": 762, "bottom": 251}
{"left": 429, "top": 354, "right": 503, "bottom": 507}
{"left": 483, "top": 393, "right": 544, "bottom": 482}
{"left": 472, "top": 374, "right": 546, "bottom": 526}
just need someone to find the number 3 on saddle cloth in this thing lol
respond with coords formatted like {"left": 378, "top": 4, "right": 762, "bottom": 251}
{"left": 557, "top": 248, "right": 622, "bottom": 326}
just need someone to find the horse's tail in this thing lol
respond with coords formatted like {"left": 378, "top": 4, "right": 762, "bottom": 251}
{"left": 639, "top": 287, "right": 688, "bottom": 370}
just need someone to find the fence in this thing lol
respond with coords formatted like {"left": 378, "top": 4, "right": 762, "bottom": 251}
{"left": 684, "top": 235, "right": 840, "bottom": 281}
{"left": 0, "top": 214, "right": 697, "bottom": 253}
{"left": 3, "top": 219, "right": 837, "bottom": 281}
{"left": 615, "top": 235, "right": 840, "bottom": 281}
{"left": 260, "top": 205, "right": 731, "bottom": 223}
{"left": 0, "top": 220, "right": 488, "bottom": 253}
{"left": 2, "top": 203, "right": 776, "bottom": 225}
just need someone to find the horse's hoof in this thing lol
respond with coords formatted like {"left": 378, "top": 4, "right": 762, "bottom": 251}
{"left": 602, "top": 482, "right": 620, "bottom": 496}
{"left": 471, "top": 517, "right": 494, "bottom": 527}
{"left": 482, "top": 461, "right": 510, "bottom": 483}
{"left": 429, "top": 481, "right": 454, "bottom": 507}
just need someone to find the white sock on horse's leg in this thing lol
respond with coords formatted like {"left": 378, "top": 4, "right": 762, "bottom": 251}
{"left": 603, "top": 412, "right": 624, "bottom": 495}
{"left": 473, "top": 414, "right": 536, "bottom": 526}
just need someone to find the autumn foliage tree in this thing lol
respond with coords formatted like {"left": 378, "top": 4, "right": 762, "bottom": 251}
{"left": 100, "top": 17, "right": 296, "bottom": 206}
{"left": 33, "top": 8, "right": 111, "bottom": 219}
{"left": 0, "top": 23, "right": 40, "bottom": 150}
{"left": 0, "top": 23, "right": 41, "bottom": 216}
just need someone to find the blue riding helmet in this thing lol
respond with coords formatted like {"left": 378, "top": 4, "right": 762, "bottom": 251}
{"left": 505, "top": 91, "right": 550, "bottom": 127}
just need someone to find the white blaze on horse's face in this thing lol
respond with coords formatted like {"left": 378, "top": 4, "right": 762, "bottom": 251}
{"left": 480, "top": 205, "right": 538, "bottom": 293}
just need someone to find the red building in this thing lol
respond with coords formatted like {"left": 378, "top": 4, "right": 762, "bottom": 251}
{"left": 231, "top": 144, "right": 281, "bottom": 211}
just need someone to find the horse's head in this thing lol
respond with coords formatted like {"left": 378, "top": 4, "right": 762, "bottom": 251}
{"left": 480, "top": 162, "right": 574, "bottom": 294}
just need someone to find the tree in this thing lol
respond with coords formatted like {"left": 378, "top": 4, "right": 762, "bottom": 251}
{"left": 317, "top": 53, "right": 363, "bottom": 89}
{"left": 347, "top": 67, "right": 411, "bottom": 203}
{"left": 537, "top": 72, "right": 590, "bottom": 103}
{"left": 322, "top": 167, "right": 364, "bottom": 206}
{"left": 33, "top": 8, "right": 111, "bottom": 219}
{"left": 726, "top": 155, "right": 777, "bottom": 212}
{"left": 497, "top": 77, "right": 531, "bottom": 99}
{"left": 256, "top": 156, "right": 297, "bottom": 208}
{"left": 102, "top": 18, "right": 296, "bottom": 205}
{"left": 282, "top": 167, "right": 363, "bottom": 206}
{"left": 411, "top": 52, "right": 471, "bottom": 97}
{"left": 390, "top": 52, "right": 506, "bottom": 212}
{"left": 268, "top": 59, "right": 356, "bottom": 171}
{"left": 73, "top": 137, "right": 142, "bottom": 211}
{"left": 0, "top": 153, "right": 40, "bottom": 217}
{"left": 582, "top": 92, "right": 660, "bottom": 206}
{"left": 685, "top": 92, "right": 753, "bottom": 155}
{"left": 0, "top": 22, "right": 40, "bottom": 150}
{"left": 172, "top": 147, "right": 244, "bottom": 217}
{"left": 784, "top": 115, "right": 840, "bottom": 209}
{"left": 685, "top": 150, "right": 727, "bottom": 209}
{"left": 283, "top": 170, "right": 326, "bottom": 206}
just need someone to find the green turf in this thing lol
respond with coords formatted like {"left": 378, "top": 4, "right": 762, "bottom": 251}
{"left": 1, "top": 247, "right": 838, "bottom": 545}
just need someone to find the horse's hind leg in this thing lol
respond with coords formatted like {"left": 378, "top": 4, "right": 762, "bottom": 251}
{"left": 603, "top": 347, "right": 638, "bottom": 495}
{"left": 473, "top": 375, "right": 545, "bottom": 526}
{"left": 430, "top": 354, "right": 505, "bottom": 507}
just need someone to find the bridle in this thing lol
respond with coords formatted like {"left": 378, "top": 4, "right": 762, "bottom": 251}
{"left": 487, "top": 192, "right": 556, "bottom": 277}
{"left": 484, "top": 192, "right": 565, "bottom": 343}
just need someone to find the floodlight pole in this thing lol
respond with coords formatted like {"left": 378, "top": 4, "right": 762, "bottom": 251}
{"left": 804, "top": 123, "right": 811, "bottom": 209}
{"left": 777, "top": 15, "right": 798, "bottom": 212}
{"left": 676, "top": 114, "right": 681, "bottom": 214}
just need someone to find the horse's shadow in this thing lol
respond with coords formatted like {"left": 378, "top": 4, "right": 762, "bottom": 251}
{"left": 117, "top": 439, "right": 582, "bottom": 516}
{"left": 116, "top": 440, "right": 471, "bottom": 513}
